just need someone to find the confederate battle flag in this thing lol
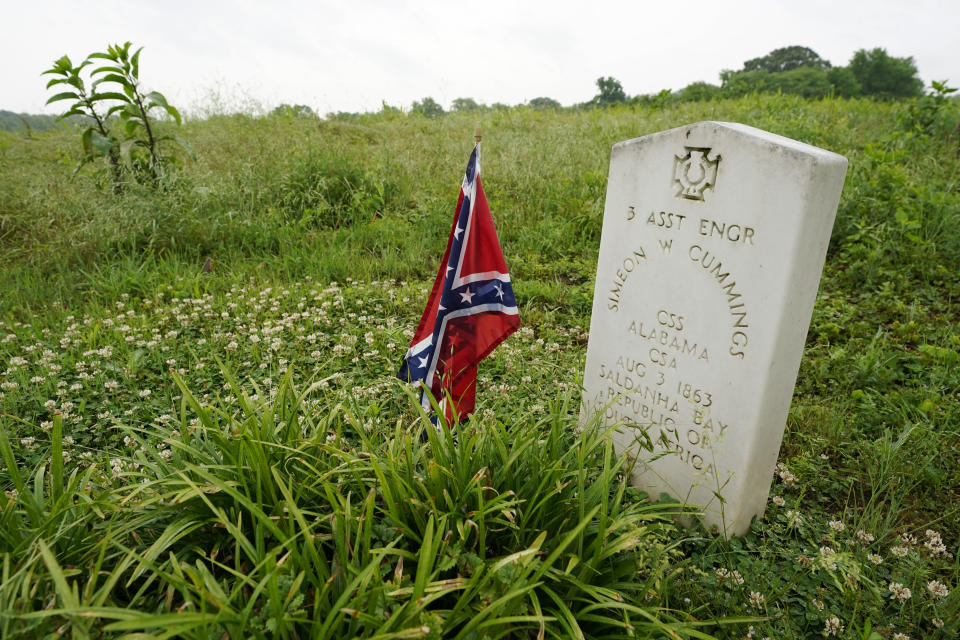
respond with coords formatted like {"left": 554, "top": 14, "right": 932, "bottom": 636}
{"left": 397, "top": 141, "right": 519, "bottom": 423}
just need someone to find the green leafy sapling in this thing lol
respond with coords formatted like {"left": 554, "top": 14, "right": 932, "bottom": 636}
{"left": 87, "top": 41, "right": 194, "bottom": 183}
{"left": 42, "top": 55, "right": 124, "bottom": 188}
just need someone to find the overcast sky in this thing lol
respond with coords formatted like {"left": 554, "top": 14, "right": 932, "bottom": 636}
{"left": 4, "top": 0, "right": 958, "bottom": 116}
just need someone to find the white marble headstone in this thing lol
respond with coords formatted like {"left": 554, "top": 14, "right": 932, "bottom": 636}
{"left": 580, "top": 121, "right": 847, "bottom": 536}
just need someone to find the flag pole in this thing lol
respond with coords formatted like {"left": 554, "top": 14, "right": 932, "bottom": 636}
{"left": 474, "top": 122, "right": 481, "bottom": 144}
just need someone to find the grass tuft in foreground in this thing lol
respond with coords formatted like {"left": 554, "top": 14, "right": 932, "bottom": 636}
{"left": 1, "top": 366, "right": 722, "bottom": 638}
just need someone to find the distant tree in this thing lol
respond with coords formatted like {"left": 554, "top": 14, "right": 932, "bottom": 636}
{"left": 774, "top": 67, "right": 833, "bottom": 97}
{"left": 720, "top": 69, "right": 774, "bottom": 96}
{"left": 0, "top": 110, "right": 80, "bottom": 132}
{"left": 411, "top": 96, "right": 444, "bottom": 118}
{"left": 325, "top": 111, "right": 361, "bottom": 121}
{"left": 676, "top": 81, "right": 722, "bottom": 102}
{"left": 826, "top": 67, "right": 862, "bottom": 97}
{"left": 490, "top": 102, "right": 510, "bottom": 111}
{"left": 849, "top": 48, "right": 923, "bottom": 99}
{"left": 743, "top": 46, "right": 830, "bottom": 73}
{"left": 379, "top": 101, "right": 404, "bottom": 118}
{"left": 270, "top": 104, "right": 316, "bottom": 118}
{"left": 451, "top": 97, "right": 483, "bottom": 112}
{"left": 594, "top": 76, "right": 626, "bottom": 106}
{"left": 527, "top": 96, "right": 561, "bottom": 111}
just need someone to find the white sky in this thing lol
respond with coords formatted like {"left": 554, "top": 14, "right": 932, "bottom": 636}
{"left": 4, "top": 0, "right": 958, "bottom": 116}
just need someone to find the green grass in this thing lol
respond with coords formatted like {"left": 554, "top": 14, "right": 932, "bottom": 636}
{"left": 1, "top": 94, "right": 958, "bottom": 637}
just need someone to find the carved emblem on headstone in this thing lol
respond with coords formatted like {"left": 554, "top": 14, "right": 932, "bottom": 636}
{"left": 673, "top": 146, "right": 720, "bottom": 201}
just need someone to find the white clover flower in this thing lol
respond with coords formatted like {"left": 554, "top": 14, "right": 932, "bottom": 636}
{"left": 818, "top": 546, "right": 838, "bottom": 570}
{"left": 891, "top": 545, "right": 910, "bottom": 558}
{"left": 867, "top": 553, "right": 883, "bottom": 565}
{"left": 932, "top": 618, "right": 944, "bottom": 628}
{"left": 823, "top": 615, "right": 843, "bottom": 636}
{"left": 925, "top": 538, "right": 947, "bottom": 555}
{"left": 828, "top": 520, "right": 845, "bottom": 532}
{"left": 20, "top": 437, "right": 36, "bottom": 448}
{"left": 923, "top": 530, "right": 946, "bottom": 556}
{"left": 926, "top": 580, "right": 949, "bottom": 599}
{"left": 892, "top": 633, "right": 908, "bottom": 640}
{"left": 748, "top": 591, "right": 765, "bottom": 608}
{"left": 855, "top": 529, "right": 874, "bottom": 543}
{"left": 104, "top": 380, "right": 119, "bottom": 391}
{"left": 888, "top": 582, "right": 911, "bottom": 603}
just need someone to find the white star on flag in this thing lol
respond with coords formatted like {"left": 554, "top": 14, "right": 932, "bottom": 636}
{"left": 459, "top": 288, "right": 474, "bottom": 303}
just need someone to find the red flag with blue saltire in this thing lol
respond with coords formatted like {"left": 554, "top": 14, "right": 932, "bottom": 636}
{"left": 398, "top": 141, "right": 519, "bottom": 423}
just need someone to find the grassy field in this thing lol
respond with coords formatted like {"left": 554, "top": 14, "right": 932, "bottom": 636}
{"left": 0, "top": 95, "right": 958, "bottom": 638}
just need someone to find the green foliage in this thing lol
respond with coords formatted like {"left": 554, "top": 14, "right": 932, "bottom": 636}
{"left": 450, "top": 97, "right": 483, "bottom": 112}
{"left": 721, "top": 67, "right": 846, "bottom": 99}
{"left": 773, "top": 66, "right": 835, "bottom": 97}
{"left": 719, "top": 45, "right": 924, "bottom": 101}
{"left": 270, "top": 103, "right": 317, "bottom": 118}
{"left": 410, "top": 97, "right": 445, "bottom": 119}
{"left": 276, "top": 152, "right": 402, "bottom": 229}
{"left": 849, "top": 48, "right": 924, "bottom": 99}
{"left": 87, "top": 41, "right": 193, "bottom": 183}
{"left": 743, "top": 45, "right": 831, "bottom": 73}
{"left": 593, "top": 76, "right": 626, "bottom": 106}
{"left": 42, "top": 54, "right": 124, "bottom": 185}
{"left": 0, "top": 110, "right": 86, "bottom": 133}
{"left": 903, "top": 80, "right": 959, "bottom": 137}
{"left": 676, "top": 82, "right": 723, "bottom": 102}
{"left": 42, "top": 42, "right": 192, "bottom": 189}
{"left": 826, "top": 66, "right": 862, "bottom": 97}
{"left": 526, "top": 96, "right": 561, "bottom": 111}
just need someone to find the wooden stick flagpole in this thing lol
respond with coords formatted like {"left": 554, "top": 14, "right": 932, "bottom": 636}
{"left": 474, "top": 122, "right": 481, "bottom": 144}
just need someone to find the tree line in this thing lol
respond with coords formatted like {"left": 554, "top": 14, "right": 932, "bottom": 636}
{"left": 2, "top": 44, "right": 940, "bottom": 132}
{"left": 374, "top": 45, "right": 933, "bottom": 119}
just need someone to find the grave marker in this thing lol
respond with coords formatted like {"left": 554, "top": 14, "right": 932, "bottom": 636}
{"left": 580, "top": 121, "right": 847, "bottom": 536}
